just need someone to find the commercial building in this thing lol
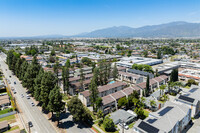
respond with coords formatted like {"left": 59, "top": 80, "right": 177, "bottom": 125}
{"left": 116, "top": 56, "right": 163, "bottom": 68}
{"left": 127, "top": 69, "right": 154, "bottom": 79}
{"left": 179, "top": 69, "right": 200, "bottom": 82}
{"left": 152, "top": 62, "right": 180, "bottom": 75}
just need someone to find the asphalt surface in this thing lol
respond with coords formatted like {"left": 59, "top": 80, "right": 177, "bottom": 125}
{"left": 0, "top": 53, "right": 56, "bottom": 133}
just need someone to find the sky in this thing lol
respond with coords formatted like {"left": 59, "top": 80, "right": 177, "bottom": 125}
{"left": 1, "top": 0, "right": 200, "bottom": 37}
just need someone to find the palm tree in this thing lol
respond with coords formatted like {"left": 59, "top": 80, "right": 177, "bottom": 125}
{"left": 150, "top": 100, "right": 156, "bottom": 110}
{"left": 132, "top": 98, "right": 139, "bottom": 109}
{"left": 159, "top": 85, "right": 166, "bottom": 96}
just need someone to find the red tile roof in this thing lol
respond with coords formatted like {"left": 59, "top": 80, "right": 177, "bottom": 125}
{"left": 98, "top": 81, "right": 126, "bottom": 93}
{"left": 102, "top": 95, "right": 115, "bottom": 105}
{"left": 80, "top": 90, "right": 90, "bottom": 97}
{"left": 111, "top": 91, "right": 126, "bottom": 100}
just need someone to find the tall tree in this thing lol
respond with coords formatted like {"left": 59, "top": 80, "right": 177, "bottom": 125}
{"left": 22, "top": 56, "right": 40, "bottom": 94}
{"left": 53, "top": 61, "right": 60, "bottom": 85}
{"left": 65, "top": 59, "right": 71, "bottom": 68}
{"left": 34, "top": 68, "right": 44, "bottom": 101}
{"left": 89, "top": 78, "right": 99, "bottom": 111}
{"left": 62, "top": 67, "right": 70, "bottom": 94}
{"left": 170, "top": 69, "right": 178, "bottom": 82}
{"left": 19, "top": 59, "right": 28, "bottom": 80}
{"left": 112, "top": 63, "right": 118, "bottom": 81}
{"left": 40, "top": 72, "right": 57, "bottom": 110}
{"left": 80, "top": 67, "right": 85, "bottom": 90}
{"left": 68, "top": 96, "right": 92, "bottom": 122}
{"left": 99, "top": 62, "right": 104, "bottom": 85}
{"left": 48, "top": 85, "right": 65, "bottom": 124}
{"left": 145, "top": 75, "right": 150, "bottom": 96}
{"left": 157, "top": 50, "right": 162, "bottom": 59}
{"left": 93, "top": 67, "right": 99, "bottom": 85}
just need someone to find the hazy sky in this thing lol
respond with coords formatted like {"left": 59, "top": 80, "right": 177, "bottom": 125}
{"left": 1, "top": 0, "right": 200, "bottom": 37}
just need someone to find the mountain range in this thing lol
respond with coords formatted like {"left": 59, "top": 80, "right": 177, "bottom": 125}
{"left": 74, "top": 21, "right": 200, "bottom": 38}
{"left": 1, "top": 21, "right": 200, "bottom": 39}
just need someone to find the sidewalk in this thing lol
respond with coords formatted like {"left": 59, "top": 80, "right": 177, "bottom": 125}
{"left": 92, "top": 124, "right": 105, "bottom": 133}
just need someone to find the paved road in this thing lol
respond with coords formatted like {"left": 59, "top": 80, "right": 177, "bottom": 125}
{"left": 0, "top": 53, "right": 56, "bottom": 133}
{"left": 60, "top": 110, "right": 95, "bottom": 133}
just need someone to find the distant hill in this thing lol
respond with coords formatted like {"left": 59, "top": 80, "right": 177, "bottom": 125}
{"left": 2, "top": 21, "right": 200, "bottom": 39}
{"left": 74, "top": 21, "right": 200, "bottom": 38}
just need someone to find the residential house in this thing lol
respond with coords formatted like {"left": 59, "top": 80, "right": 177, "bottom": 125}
{"left": 133, "top": 101, "right": 191, "bottom": 133}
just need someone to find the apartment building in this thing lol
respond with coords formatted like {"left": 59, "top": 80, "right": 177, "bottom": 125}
{"left": 133, "top": 101, "right": 191, "bottom": 133}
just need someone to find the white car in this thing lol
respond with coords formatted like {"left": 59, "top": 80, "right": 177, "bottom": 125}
{"left": 26, "top": 95, "right": 30, "bottom": 99}
{"left": 119, "top": 123, "right": 129, "bottom": 130}
{"left": 21, "top": 94, "right": 24, "bottom": 98}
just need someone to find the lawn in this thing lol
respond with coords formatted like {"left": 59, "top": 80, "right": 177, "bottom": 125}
{"left": 0, "top": 114, "right": 15, "bottom": 122}
{"left": 185, "top": 86, "right": 190, "bottom": 89}
{"left": 5, "top": 126, "right": 19, "bottom": 133}
{"left": 143, "top": 109, "right": 150, "bottom": 118}
{"left": 128, "top": 122, "right": 135, "bottom": 128}
{"left": 0, "top": 108, "right": 13, "bottom": 115}
{"left": 92, "top": 126, "right": 101, "bottom": 133}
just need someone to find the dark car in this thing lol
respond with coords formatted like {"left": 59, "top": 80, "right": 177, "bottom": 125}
{"left": 14, "top": 82, "right": 16, "bottom": 85}
{"left": 28, "top": 121, "right": 33, "bottom": 127}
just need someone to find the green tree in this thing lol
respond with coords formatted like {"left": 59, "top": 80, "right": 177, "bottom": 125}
{"left": 145, "top": 75, "right": 150, "bottom": 96}
{"left": 19, "top": 59, "right": 28, "bottom": 80}
{"left": 48, "top": 85, "right": 65, "bottom": 124}
{"left": 65, "top": 59, "right": 71, "bottom": 68}
{"left": 40, "top": 72, "right": 57, "bottom": 110}
{"left": 51, "top": 49, "right": 56, "bottom": 56}
{"left": 80, "top": 67, "right": 85, "bottom": 90}
{"left": 159, "top": 85, "right": 166, "bottom": 96}
{"left": 118, "top": 97, "right": 128, "bottom": 108}
{"left": 103, "top": 117, "right": 115, "bottom": 132}
{"left": 97, "top": 110, "right": 104, "bottom": 119}
{"left": 34, "top": 68, "right": 44, "bottom": 101}
{"left": 22, "top": 56, "right": 40, "bottom": 94}
{"left": 89, "top": 78, "right": 99, "bottom": 111}
{"left": 112, "top": 63, "right": 118, "bottom": 81}
{"left": 150, "top": 100, "right": 156, "bottom": 109}
{"left": 96, "top": 97, "right": 102, "bottom": 111}
{"left": 62, "top": 67, "right": 70, "bottom": 94}
{"left": 170, "top": 69, "right": 178, "bottom": 82}
{"left": 134, "top": 107, "right": 145, "bottom": 120}
{"left": 127, "top": 50, "right": 132, "bottom": 57}
{"left": 157, "top": 50, "right": 162, "bottom": 59}
{"left": 143, "top": 50, "right": 148, "bottom": 57}
{"left": 68, "top": 96, "right": 92, "bottom": 122}
{"left": 81, "top": 57, "right": 92, "bottom": 66}
{"left": 186, "top": 79, "right": 198, "bottom": 87}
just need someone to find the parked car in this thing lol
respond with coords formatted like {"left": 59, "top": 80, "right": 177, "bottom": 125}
{"left": 31, "top": 102, "right": 35, "bottom": 106}
{"left": 28, "top": 121, "right": 33, "bottom": 127}
{"left": 21, "top": 94, "right": 24, "bottom": 98}
{"left": 119, "top": 123, "right": 129, "bottom": 130}
{"left": 27, "top": 95, "right": 30, "bottom": 99}
{"left": 13, "top": 91, "right": 17, "bottom": 94}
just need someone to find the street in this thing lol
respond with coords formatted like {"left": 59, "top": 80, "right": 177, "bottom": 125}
{"left": 0, "top": 53, "right": 56, "bottom": 133}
